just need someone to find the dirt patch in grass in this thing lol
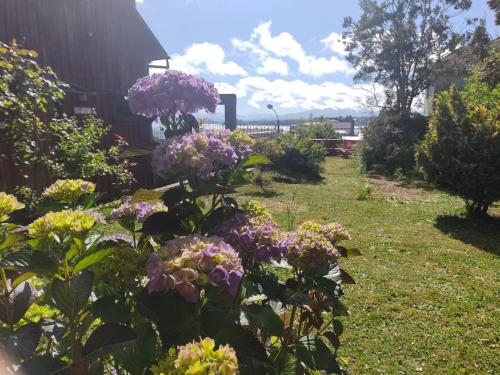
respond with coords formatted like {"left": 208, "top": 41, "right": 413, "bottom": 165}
{"left": 367, "top": 175, "right": 434, "bottom": 201}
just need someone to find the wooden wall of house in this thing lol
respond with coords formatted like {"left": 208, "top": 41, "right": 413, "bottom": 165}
{"left": 0, "top": 0, "right": 165, "bottom": 93}
{"left": 0, "top": 0, "right": 167, "bottom": 193}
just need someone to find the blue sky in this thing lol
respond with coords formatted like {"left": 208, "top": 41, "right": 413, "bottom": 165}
{"left": 137, "top": 0, "right": 498, "bottom": 116}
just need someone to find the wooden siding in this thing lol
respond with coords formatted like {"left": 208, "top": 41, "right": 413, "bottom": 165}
{"left": 0, "top": 0, "right": 167, "bottom": 192}
{"left": 0, "top": 0, "right": 166, "bottom": 93}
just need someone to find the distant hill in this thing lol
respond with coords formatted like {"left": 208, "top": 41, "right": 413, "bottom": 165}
{"left": 197, "top": 108, "right": 372, "bottom": 122}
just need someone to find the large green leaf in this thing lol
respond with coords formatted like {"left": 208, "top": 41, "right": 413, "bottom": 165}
{"left": 136, "top": 290, "right": 197, "bottom": 347}
{"left": 0, "top": 281, "right": 35, "bottom": 325}
{"left": 0, "top": 251, "right": 58, "bottom": 275}
{"left": 295, "top": 335, "right": 340, "bottom": 372}
{"left": 340, "top": 269, "right": 356, "bottom": 284}
{"left": 50, "top": 271, "right": 93, "bottom": 317}
{"left": 1, "top": 323, "right": 42, "bottom": 361}
{"left": 11, "top": 272, "right": 36, "bottom": 289}
{"left": 81, "top": 323, "right": 136, "bottom": 361}
{"left": 271, "top": 349, "right": 297, "bottom": 375}
{"left": 91, "top": 296, "right": 130, "bottom": 324}
{"left": 0, "top": 232, "right": 23, "bottom": 251}
{"left": 73, "top": 248, "right": 113, "bottom": 273}
{"left": 113, "top": 322, "right": 158, "bottom": 375}
{"left": 201, "top": 299, "right": 242, "bottom": 337}
{"left": 17, "top": 355, "right": 68, "bottom": 375}
{"left": 216, "top": 325, "right": 269, "bottom": 374}
{"left": 241, "top": 153, "right": 271, "bottom": 167}
{"left": 242, "top": 304, "right": 284, "bottom": 336}
{"left": 161, "top": 185, "right": 191, "bottom": 207}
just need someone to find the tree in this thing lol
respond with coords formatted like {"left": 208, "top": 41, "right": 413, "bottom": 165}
{"left": 343, "top": 0, "right": 472, "bottom": 114}
{"left": 416, "top": 79, "right": 500, "bottom": 216}
{"left": 488, "top": 0, "right": 500, "bottom": 25}
{"left": 360, "top": 111, "right": 428, "bottom": 174}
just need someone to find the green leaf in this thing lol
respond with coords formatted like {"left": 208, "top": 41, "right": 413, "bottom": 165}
{"left": 295, "top": 335, "right": 339, "bottom": 372}
{"left": 340, "top": 269, "right": 356, "bottom": 284}
{"left": 202, "top": 300, "right": 242, "bottom": 337}
{"left": 0, "top": 232, "right": 23, "bottom": 252}
{"left": 12, "top": 272, "right": 36, "bottom": 289}
{"left": 322, "top": 331, "right": 340, "bottom": 350}
{"left": 81, "top": 323, "right": 137, "bottom": 361}
{"left": 130, "top": 188, "right": 163, "bottom": 204}
{"left": 332, "top": 319, "right": 343, "bottom": 336}
{"left": 0, "top": 281, "right": 35, "bottom": 325}
{"left": 1, "top": 323, "right": 42, "bottom": 361}
{"left": 241, "top": 153, "right": 271, "bottom": 167}
{"left": 0, "top": 251, "right": 58, "bottom": 275}
{"left": 73, "top": 248, "right": 113, "bottom": 273}
{"left": 17, "top": 355, "right": 68, "bottom": 375}
{"left": 331, "top": 300, "right": 349, "bottom": 317}
{"left": 271, "top": 349, "right": 297, "bottom": 375}
{"left": 113, "top": 322, "right": 158, "bottom": 375}
{"left": 216, "top": 325, "right": 269, "bottom": 374}
{"left": 91, "top": 296, "right": 130, "bottom": 324}
{"left": 50, "top": 271, "right": 93, "bottom": 317}
{"left": 161, "top": 185, "right": 190, "bottom": 207}
{"left": 242, "top": 304, "right": 284, "bottom": 336}
{"left": 137, "top": 290, "right": 197, "bottom": 347}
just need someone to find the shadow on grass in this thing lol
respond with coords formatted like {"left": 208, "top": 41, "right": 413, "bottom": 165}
{"left": 268, "top": 165, "right": 324, "bottom": 185}
{"left": 435, "top": 215, "right": 500, "bottom": 255}
{"left": 366, "top": 173, "right": 435, "bottom": 192}
{"left": 241, "top": 189, "right": 283, "bottom": 198}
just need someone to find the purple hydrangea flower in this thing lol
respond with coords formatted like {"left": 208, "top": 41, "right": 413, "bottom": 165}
{"left": 111, "top": 198, "right": 167, "bottom": 223}
{"left": 152, "top": 131, "right": 239, "bottom": 180}
{"left": 126, "top": 70, "right": 220, "bottom": 118}
{"left": 146, "top": 236, "right": 243, "bottom": 302}
{"left": 211, "top": 214, "right": 287, "bottom": 264}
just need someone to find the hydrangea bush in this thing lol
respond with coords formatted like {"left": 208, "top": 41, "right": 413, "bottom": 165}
{"left": 126, "top": 70, "right": 220, "bottom": 138}
{"left": 0, "top": 72, "right": 357, "bottom": 375}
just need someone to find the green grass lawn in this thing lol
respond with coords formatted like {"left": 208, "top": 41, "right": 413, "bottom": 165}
{"left": 234, "top": 156, "right": 500, "bottom": 375}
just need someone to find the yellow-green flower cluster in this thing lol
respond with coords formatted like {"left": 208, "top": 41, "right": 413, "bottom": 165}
{"left": 93, "top": 244, "right": 148, "bottom": 291}
{"left": 298, "top": 220, "right": 351, "bottom": 245}
{"left": 42, "top": 179, "right": 95, "bottom": 206}
{"left": 28, "top": 210, "right": 96, "bottom": 242}
{"left": 286, "top": 222, "right": 341, "bottom": 271}
{"left": 152, "top": 338, "right": 238, "bottom": 375}
{"left": 0, "top": 192, "right": 25, "bottom": 222}
{"left": 240, "top": 200, "right": 274, "bottom": 224}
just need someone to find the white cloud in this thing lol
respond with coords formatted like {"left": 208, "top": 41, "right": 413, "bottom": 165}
{"left": 215, "top": 76, "right": 383, "bottom": 111}
{"left": 257, "top": 57, "right": 289, "bottom": 76}
{"left": 169, "top": 42, "right": 247, "bottom": 76}
{"left": 321, "top": 32, "right": 348, "bottom": 56}
{"left": 232, "top": 21, "right": 353, "bottom": 78}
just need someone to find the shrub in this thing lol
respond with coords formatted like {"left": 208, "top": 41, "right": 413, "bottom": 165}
{"left": 361, "top": 111, "right": 428, "bottom": 175}
{"left": 0, "top": 42, "right": 65, "bottom": 189}
{"left": 294, "top": 122, "right": 341, "bottom": 139}
{"left": 416, "top": 79, "right": 500, "bottom": 216}
{"left": 276, "top": 133, "right": 327, "bottom": 178}
{"left": 252, "top": 137, "right": 285, "bottom": 162}
{"left": 356, "top": 183, "right": 373, "bottom": 201}
{"left": 46, "top": 114, "right": 135, "bottom": 190}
